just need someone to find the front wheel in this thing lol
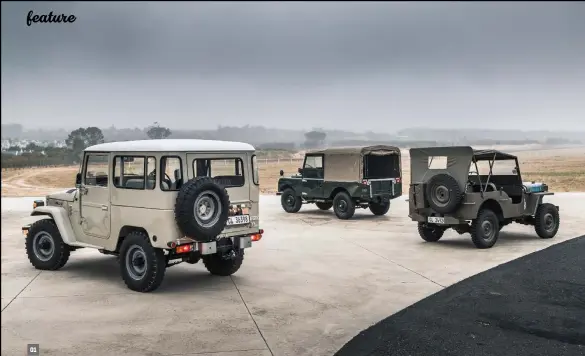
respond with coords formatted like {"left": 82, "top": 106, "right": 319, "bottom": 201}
{"left": 119, "top": 232, "right": 166, "bottom": 293}
{"left": 534, "top": 203, "right": 560, "bottom": 239}
{"left": 281, "top": 188, "right": 302, "bottom": 213}
{"left": 417, "top": 222, "right": 444, "bottom": 242}
{"left": 369, "top": 201, "right": 390, "bottom": 216}
{"left": 470, "top": 209, "right": 500, "bottom": 249}
{"left": 25, "top": 219, "right": 70, "bottom": 270}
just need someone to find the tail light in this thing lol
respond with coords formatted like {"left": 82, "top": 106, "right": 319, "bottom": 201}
{"left": 362, "top": 180, "right": 370, "bottom": 185}
{"left": 396, "top": 177, "right": 401, "bottom": 183}
{"left": 175, "top": 244, "right": 193, "bottom": 254}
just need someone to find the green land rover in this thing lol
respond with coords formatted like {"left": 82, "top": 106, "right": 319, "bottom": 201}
{"left": 276, "top": 145, "right": 403, "bottom": 219}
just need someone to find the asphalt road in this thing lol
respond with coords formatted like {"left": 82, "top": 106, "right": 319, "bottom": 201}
{"left": 336, "top": 235, "right": 585, "bottom": 356}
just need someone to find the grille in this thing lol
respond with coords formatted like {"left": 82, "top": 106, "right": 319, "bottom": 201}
{"left": 370, "top": 180, "right": 393, "bottom": 196}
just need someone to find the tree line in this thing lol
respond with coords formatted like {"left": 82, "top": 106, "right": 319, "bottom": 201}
{"left": 2, "top": 122, "right": 172, "bottom": 169}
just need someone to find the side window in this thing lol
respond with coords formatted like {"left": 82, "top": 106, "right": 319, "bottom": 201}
{"left": 251, "top": 155, "right": 259, "bottom": 185}
{"left": 113, "top": 156, "right": 146, "bottom": 189}
{"left": 192, "top": 158, "right": 245, "bottom": 188}
{"left": 146, "top": 157, "right": 156, "bottom": 189}
{"left": 84, "top": 154, "right": 109, "bottom": 187}
{"left": 302, "top": 155, "right": 324, "bottom": 179}
{"left": 303, "top": 155, "right": 323, "bottom": 169}
{"left": 161, "top": 156, "right": 183, "bottom": 191}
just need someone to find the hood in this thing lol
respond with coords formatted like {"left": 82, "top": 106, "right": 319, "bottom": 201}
{"left": 47, "top": 188, "right": 77, "bottom": 202}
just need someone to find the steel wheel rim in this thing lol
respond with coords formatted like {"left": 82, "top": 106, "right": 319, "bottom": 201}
{"left": 194, "top": 190, "right": 221, "bottom": 228}
{"left": 33, "top": 231, "right": 55, "bottom": 262}
{"left": 481, "top": 220, "right": 495, "bottom": 240}
{"left": 337, "top": 199, "right": 348, "bottom": 212}
{"left": 432, "top": 185, "right": 450, "bottom": 207}
{"left": 544, "top": 213, "right": 556, "bottom": 232}
{"left": 286, "top": 194, "right": 295, "bottom": 207}
{"left": 126, "top": 245, "right": 147, "bottom": 281}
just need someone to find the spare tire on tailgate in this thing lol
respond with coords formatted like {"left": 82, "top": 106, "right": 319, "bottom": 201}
{"left": 175, "top": 177, "right": 230, "bottom": 242}
{"left": 425, "top": 173, "right": 463, "bottom": 214}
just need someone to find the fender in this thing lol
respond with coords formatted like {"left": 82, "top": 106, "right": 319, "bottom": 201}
{"left": 30, "top": 206, "right": 102, "bottom": 249}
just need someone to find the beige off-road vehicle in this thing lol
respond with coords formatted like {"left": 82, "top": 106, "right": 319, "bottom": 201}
{"left": 22, "top": 139, "right": 263, "bottom": 292}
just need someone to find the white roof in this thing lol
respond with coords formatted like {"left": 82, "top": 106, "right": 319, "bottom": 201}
{"left": 85, "top": 139, "right": 255, "bottom": 153}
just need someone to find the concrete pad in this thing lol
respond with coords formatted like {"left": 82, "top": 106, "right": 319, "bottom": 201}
{"left": 2, "top": 194, "right": 584, "bottom": 356}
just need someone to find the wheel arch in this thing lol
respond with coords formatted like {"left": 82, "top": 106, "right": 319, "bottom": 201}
{"left": 30, "top": 206, "right": 77, "bottom": 245}
{"left": 116, "top": 226, "right": 150, "bottom": 253}
{"left": 478, "top": 199, "right": 504, "bottom": 222}
{"left": 329, "top": 187, "right": 350, "bottom": 200}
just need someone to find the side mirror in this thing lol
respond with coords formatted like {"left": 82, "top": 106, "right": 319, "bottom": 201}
{"left": 298, "top": 167, "right": 303, "bottom": 174}
{"left": 279, "top": 169, "right": 284, "bottom": 177}
{"left": 75, "top": 172, "right": 82, "bottom": 187}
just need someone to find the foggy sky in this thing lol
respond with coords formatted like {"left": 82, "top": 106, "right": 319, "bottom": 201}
{"left": 2, "top": 1, "right": 585, "bottom": 132}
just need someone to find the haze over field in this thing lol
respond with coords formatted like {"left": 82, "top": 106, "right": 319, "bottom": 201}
{"left": 2, "top": 2, "right": 585, "bottom": 133}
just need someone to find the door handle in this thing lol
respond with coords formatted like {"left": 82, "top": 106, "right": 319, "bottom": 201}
{"left": 101, "top": 205, "right": 108, "bottom": 211}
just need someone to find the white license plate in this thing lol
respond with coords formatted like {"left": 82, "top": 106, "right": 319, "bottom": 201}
{"left": 428, "top": 217, "right": 445, "bottom": 224}
{"left": 227, "top": 215, "right": 250, "bottom": 226}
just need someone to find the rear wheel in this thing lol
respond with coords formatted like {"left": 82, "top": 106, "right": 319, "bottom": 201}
{"left": 315, "top": 202, "right": 332, "bottom": 210}
{"left": 202, "top": 238, "right": 244, "bottom": 276}
{"left": 470, "top": 209, "right": 500, "bottom": 249}
{"left": 119, "top": 232, "right": 166, "bottom": 292}
{"left": 333, "top": 191, "right": 355, "bottom": 220}
{"left": 25, "top": 219, "right": 70, "bottom": 270}
{"left": 369, "top": 201, "right": 390, "bottom": 216}
{"left": 534, "top": 203, "right": 560, "bottom": 239}
{"left": 281, "top": 188, "right": 302, "bottom": 213}
{"left": 417, "top": 222, "right": 444, "bottom": 242}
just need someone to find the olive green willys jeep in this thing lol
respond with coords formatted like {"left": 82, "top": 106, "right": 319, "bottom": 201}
{"left": 408, "top": 146, "right": 560, "bottom": 249}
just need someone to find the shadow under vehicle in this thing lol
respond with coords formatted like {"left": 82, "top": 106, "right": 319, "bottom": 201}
{"left": 408, "top": 146, "right": 560, "bottom": 249}
{"left": 276, "top": 145, "right": 403, "bottom": 219}
{"left": 21, "top": 139, "right": 264, "bottom": 292}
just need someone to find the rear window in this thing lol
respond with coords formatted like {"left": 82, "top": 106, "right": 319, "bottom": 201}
{"left": 193, "top": 158, "right": 245, "bottom": 188}
{"left": 363, "top": 154, "right": 401, "bottom": 179}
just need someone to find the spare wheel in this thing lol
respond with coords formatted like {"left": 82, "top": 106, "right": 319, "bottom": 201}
{"left": 425, "top": 173, "right": 463, "bottom": 214}
{"left": 175, "top": 177, "right": 231, "bottom": 242}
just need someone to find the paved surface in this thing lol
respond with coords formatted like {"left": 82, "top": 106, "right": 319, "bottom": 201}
{"left": 336, "top": 235, "right": 585, "bottom": 356}
{"left": 2, "top": 193, "right": 584, "bottom": 356}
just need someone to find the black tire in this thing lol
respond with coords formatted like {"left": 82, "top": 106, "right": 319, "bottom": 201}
{"left": 315, "top": 202, "right": 332, "bottom": 210}
{"left": 333, "top": 191, "right": 356, "bottom": 220}
{"left": 425, "top": 174, "right": 463, "bottom": 214}
{"left": 175, "top": 177, "right": 231, "bottom": 242}
{"left": 202, "top": 239, "right": 244, "bottom": 276}
{"left": 25, "top": 219, "right": 70, "bottom": 270}
{"left": 417, "top": 222, "right": 444, "bottom": 242}
{"left": 534, "top": 203, "right": 560, "bottom": 239}
{"left": 119, "top": 231, "right": 166, "bottom": 293}
{"left": 470, "top": 209, "right": 500, "bottom": 249}
{"left": 369, "top": 201, "right": 390, "bottom": 216}
{"left": 281, "top": 188, "right": 302, "bottom": 213}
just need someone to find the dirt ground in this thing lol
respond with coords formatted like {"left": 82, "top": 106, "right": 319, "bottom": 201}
{"left": 2, "top": 146, "right": 584, "bottom": 197}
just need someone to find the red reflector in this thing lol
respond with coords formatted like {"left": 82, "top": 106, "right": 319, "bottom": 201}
{"left": 362, "top": 180, "right": 369, "bottom": 185}
{"left": 175, "top": 244, "right": 193, "bottom": 254}
{"left": 259, "top": 229, "right": 264, "bottom": 235}
{"left": 396, "top": 177, "right": 401, "bottom": 183}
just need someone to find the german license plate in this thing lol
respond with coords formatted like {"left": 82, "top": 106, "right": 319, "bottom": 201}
{"left": 428, "top": 217, "right": 445, "bottom": 224}
{"left": 227, "top": 215, "right": 250, "bottom": 226}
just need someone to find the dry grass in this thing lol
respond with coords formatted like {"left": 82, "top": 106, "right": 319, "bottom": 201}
{"left": 2, "top": 147, "right": 584, "bottom": 197}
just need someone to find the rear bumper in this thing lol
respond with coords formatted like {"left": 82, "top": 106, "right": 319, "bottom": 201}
{"left": 167, "top": 230, "right": 264, "bottom": 255}
{"left": 409, "top": 213, "right": 466, "bottom": 225}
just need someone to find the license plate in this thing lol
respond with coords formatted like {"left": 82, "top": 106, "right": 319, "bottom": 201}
{"left": 227, "top": 215, "right": 250, "bottom": 226}
{"left": 428, "top": 217, "right": 445, "bottom": 224}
